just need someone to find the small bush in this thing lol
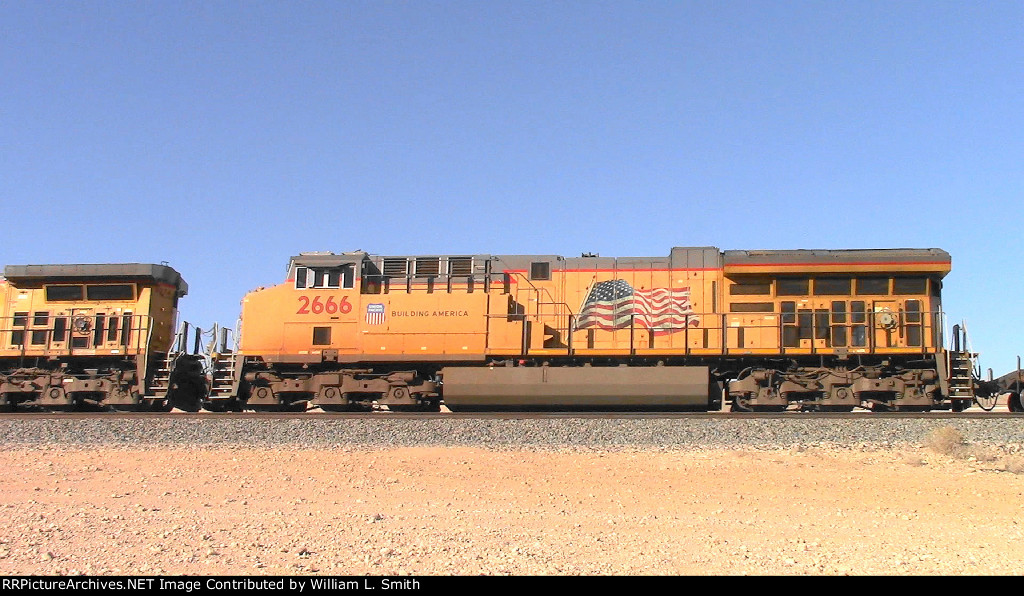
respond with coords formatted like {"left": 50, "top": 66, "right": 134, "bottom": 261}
{"left": 1003, "top": 456, "right": 1024, "bottom": 474}
{"left": 924, "top": 426, "right": 966, "bottom": 456}
{"left": 962, "top": 445, "right": 998, "bottom": 462}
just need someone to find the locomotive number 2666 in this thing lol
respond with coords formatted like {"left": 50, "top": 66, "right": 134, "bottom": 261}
{"left": 296, "top": 295, "right": 352, "bottom": 315}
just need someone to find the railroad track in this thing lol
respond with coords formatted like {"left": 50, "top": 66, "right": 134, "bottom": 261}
{"left": 0, "top": 409, "right": 1017, "bottom": 420}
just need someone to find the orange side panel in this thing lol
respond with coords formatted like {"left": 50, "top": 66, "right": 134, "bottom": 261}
{"left": 239, "top": 283, "right": 492, "bottom": 360}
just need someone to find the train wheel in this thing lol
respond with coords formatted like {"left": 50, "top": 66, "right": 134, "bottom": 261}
{"left": 1008, "top": 392, "right": 1024, "bottom": 413}
{"left": 730, "top": 396, "right": 752, "bottom": 412}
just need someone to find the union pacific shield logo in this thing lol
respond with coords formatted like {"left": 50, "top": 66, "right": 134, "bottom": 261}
{"left": 366, "top": 303, "right": 385, "bottom": 325}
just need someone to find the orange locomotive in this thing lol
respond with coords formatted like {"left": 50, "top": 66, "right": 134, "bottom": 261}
{"left": 210, "top": 247, "right": 972, "bottom": 412}
{"left": 0, "top": 264, "right": 207, "bottom": 410}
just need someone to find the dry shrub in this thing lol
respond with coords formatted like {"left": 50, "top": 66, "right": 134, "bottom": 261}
{"left": 1003, "top": 456, "right": 1024, "bottom": 475}
{"left": 962, "top": 445, "right": 998, "bottom": 462}
{"left": 924, "top": 426, "right": 965, "bottom": 456}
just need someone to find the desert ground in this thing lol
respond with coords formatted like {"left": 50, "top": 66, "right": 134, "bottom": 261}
{"left": 2, "top": 437, "right": 1024, "bottom": 575}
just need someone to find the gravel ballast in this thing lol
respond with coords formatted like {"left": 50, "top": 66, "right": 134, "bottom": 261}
{"left": 1, "top": 414, "right": 1023, "bottom": 449}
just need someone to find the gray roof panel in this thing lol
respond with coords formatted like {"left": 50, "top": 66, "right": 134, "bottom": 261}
{"left": 722, "top": 248, "right": 951, "bottom": 266}
{"left": 3, "top": 264, "right": 188, "bottom": 295}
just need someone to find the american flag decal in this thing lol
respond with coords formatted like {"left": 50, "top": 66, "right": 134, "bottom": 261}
{"left": 366, "top": 303, "right": 385, "bottom": 325}
{"left": 575, "top": 279, "right": 699, "bottom": 335}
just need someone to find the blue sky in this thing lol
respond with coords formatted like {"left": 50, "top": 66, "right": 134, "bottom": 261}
{"left": 2, "top": 1, "right": 1022, "bottom": 374}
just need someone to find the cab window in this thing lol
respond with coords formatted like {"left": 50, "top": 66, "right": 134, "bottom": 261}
{"left": 295, "top": 265, "right": 355, "bottom": 290}
{"left": 86, "top": 284, "right": 134, "bottom": 300}
{"left": 893, "top": 277, "right": 927, "bottom": 294}
{"left": 45, "top": 285, "right": 84, "bottom": 301}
